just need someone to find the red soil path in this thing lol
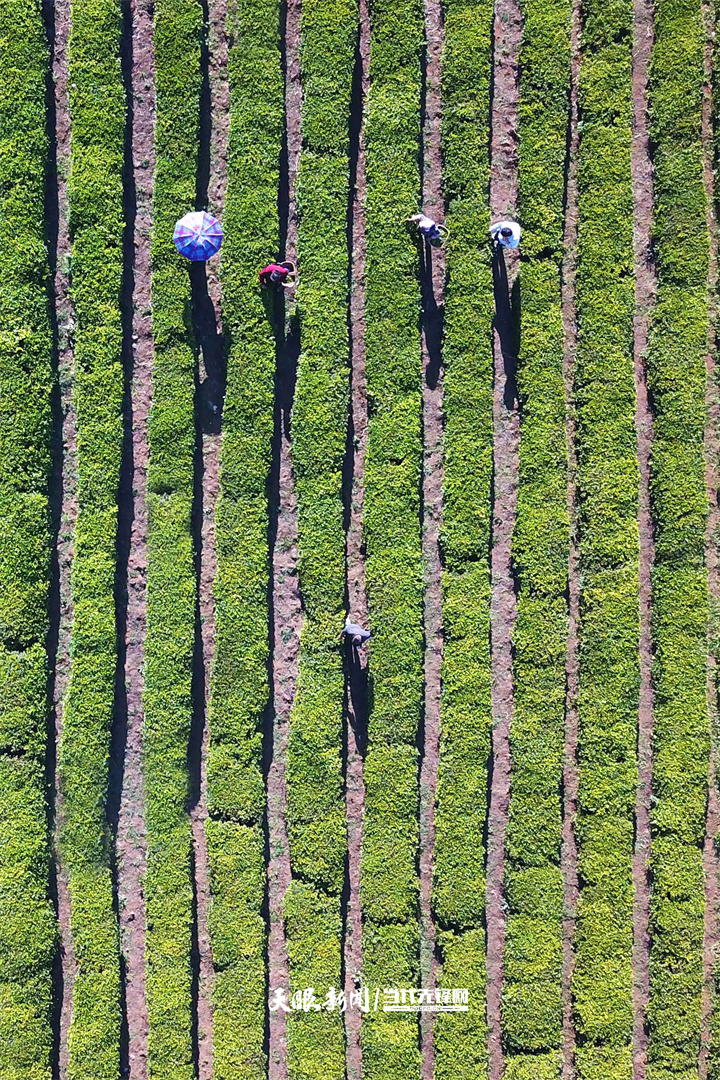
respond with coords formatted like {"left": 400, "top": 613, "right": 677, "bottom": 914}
{"left": 267, "top": 0, "right": 303, "bottom": 1073}
{"left": 266, "top": 433, "right": 301, "bottom": 1077}
{"left": 343, "top": 0, "right": 370, "bottom": 1073}
{"left": 266, "top": 364, "right": 300, "bottom": 1080}
{"left": 418, "top": 0, "right": 445, "bottom": 1073}
{"left": 187, "top": 0, "right": 231, "bottom": 1070}
{"left": 115, "top": 0, "right": 156, "bottom": 1072}
{"left": 485, "top": 0, "right": 522, "bottom": 1073}
{"left": 629, "top": 0, "right": 657, "bottom": 1069}
{"left": 49, "top": 0, "right": 78, "bottom": 1070}
{"left": 560, "top": 2, "right": 581, "bottom": 1074}
{"left": 700, "top": 4, "right": 720, "bottom": 1071}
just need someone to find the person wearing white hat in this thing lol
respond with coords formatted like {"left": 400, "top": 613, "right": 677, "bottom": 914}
{"left": 489, "top": 220, "right": 522, "bottom": 249}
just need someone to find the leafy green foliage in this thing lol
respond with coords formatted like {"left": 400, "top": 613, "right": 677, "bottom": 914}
{"left": 206, "top": 0, "right": 283, "bottom": 1073}
{"left": 572, "top": 0, "right": 638, "bottom": 1072}
{"left": 434, "top": 929, "right": 487, "bottom": 1080}
{"left": 0, "top": 6, "right": 57, "bottom": 1070}
{"left": 284, "top": 882, "right": 346, "bottom": 1080}
{"left": 0, "top": 655, "right": 57, "bottom": 1080}
{"left": 432, "top": 0, "right": 493, "bottom": 1067}
{"left": 207, "top": 822, "right": 266, "bottom": 1080}
{"left": 287, "top": 0, "right": 354, "bottom": 904}
{"left": 283, "top": 0, "right": 355, "bottom": 1072}
{"left": 145, "top": 0, "right": 203, "bottom": 1073}
{"left": 60, "top": 0, "right": 126, "bottom": 1071}
{"left": 646, "top": 0, "right": 710, "bottom": 1070}
{"left": 503, "top": 0, "right": 570, "bottom": 1067}
{"left": 4, "top": 0, "right": 715, "bottom": 1069}
{"left": 359, "top": 0, "right": 424, "bottom": 1069}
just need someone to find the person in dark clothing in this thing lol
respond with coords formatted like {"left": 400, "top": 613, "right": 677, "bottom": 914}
{"left": 259, "top": 260, "right": 297, "bottom": 288}
{"left": 341, "top": 619, "right": 371, "bottom": 647}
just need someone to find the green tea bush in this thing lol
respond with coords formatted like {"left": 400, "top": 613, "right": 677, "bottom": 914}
{"left": 206, "top": 0, "right": 283, "bottom": 1074}
{"left": 145, "top": 0, "right": 203, "bottom": 1073}
{"left": 432, "top": 0, "right": 493, "bottom": 1070}
{"left": 360, "top": 0, "right": 424, "bottom": 1070}
{"left": 0, "top": 13, "right": 57, "bottom": 1074}
{"left": 646, "top": 0, "right": 710, "bottom": 1071}
{"left": 61, "top": 0, "right": 126, "bottom": 1071}
{"left": 284, "top": 0, "right": 356, "bottom": 1072}
{"left": 572, "top": 0, "right": 639, "bottom": 1073}
{"left": 503, "top": 0, "right": 570, "bottom": 1066}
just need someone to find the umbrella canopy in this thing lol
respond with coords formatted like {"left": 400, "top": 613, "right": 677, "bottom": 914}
{"left": 173, "top": 211, "right": 223, "bottom": 261}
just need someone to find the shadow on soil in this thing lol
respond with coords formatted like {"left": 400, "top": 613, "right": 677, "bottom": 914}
{"left": 482, "top": 247, "right": 521, "bottom": 878}
{"left": 262, "top": 284, "right": 300, "bottom": 784}
{"left": 492, "top": 247, "right": 521, "bottom": 410}
{"left": 190, "top": 263, "right": 226, "bottom": 434}
{"left": 260, "top": 279, "right": 300, "bottom": 1064}
{"left": 260, "top": 1, "right": 301, "bottom": 1040}
{"left": 108, "top": 0, "right": 138, "bottom": 1072}
{"left": 187, "top": 0, "right": 227, "bottom": 1070}
{"left": 339, "top": 15, "right": 373, "bottom": 1002}
{"left": 420, "top": 243, "right": 444, "bottom": 390}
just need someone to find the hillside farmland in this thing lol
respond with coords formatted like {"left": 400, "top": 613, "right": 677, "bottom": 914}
{"left": 1, "top": 0, "right": 720, "bottom": 1075}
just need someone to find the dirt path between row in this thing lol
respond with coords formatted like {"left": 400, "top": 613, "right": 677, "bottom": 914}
{"left": 418, "top": 0, "right": 445, "bottom": 1073}
{"left": 47, "top": 0, "right": 78, "bottom": 1069}
{"left": 267, "top": 0, "right": 303, "bottom": 1073}
{"left": 114, "top": 0, "right": 156, "bottom": 1072}
{"left": 629, "top": 0, "right": 657, "bottom": 1070}
{"left": 560, "top": 2, "right": 581, "bottom": 1074}
{"left": 485, "top": 0, "right": 522, "bottom": 1073}
{"left": 343, "top": 0, "right": 370, "bottom": 1074}
{"left": 700, "top": 2, "right": 720, "bottom": 1071}
{"left": 186, "top": 0, "right": 231, "bottom": 1070}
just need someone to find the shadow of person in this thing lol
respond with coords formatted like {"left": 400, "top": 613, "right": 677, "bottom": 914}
{"left": 491, "top": 244, "right": 521, "bottom": 410}
{"left": 419, "top": 242, "right": 444, "bottom": 391}
{"left": 189, "top": 260, "right": 226, "bottom": 434}
{"left": 344, "top": 638, "right": 369, "bottom": 757}
{"left": 258, "top": 277, "right": 299, "bottom": 443}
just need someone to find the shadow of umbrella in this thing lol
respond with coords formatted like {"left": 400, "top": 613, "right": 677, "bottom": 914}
{"left": 189, "top": 260, "right": 226, "bottom": 435}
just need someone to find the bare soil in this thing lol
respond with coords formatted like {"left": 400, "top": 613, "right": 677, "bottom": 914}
{"left": 629, "top": 0, "right": 657, "bottom": 1070}
{"left": 206, "top": 0, "right": 230, "bottom": 232}
{"left": 114, "top": 0, "right": 156, "bottom": 1072}
{"left": 186, "top": 0, "right": 232, "bottom": 1069}
{"left": 418, "top": 0, "right": 445, "bottom": 1074}
{"left": 48, "top": 0, "right": 78, "bottom": 1070}
{"left": 485, "top": 0, "right": 522, "bottom": 1074}
{"left": 560, "top": 2, "right": 581, "bottom": 1075}
{"left": 343, "top": 0, "right": 370, "bottom": 1074}
{"left": 266, "top": 417, "right": 300, "bottom": 1080}
{"left": 267, "top": 0, "right": 303, "bottom": 1073}
{"left": 700, "top": 4, "right": 720, "bottom": 1072}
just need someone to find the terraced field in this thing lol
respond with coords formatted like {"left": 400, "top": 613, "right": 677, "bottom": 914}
{"left": 2, "top": 0, "right": 720, "bottom": 1075}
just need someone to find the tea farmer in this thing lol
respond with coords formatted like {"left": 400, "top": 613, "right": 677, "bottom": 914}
{"left": 341, "top": 619, "right": 371, "bottom": 648}
{"left": 489, "top": 220, "right": 522, "bottom": 249}
{"left": 259, "top": 261, "right": 297, "bottom": 288}
{"left": 407, "top": 213, "right": 448, "bottom": 248}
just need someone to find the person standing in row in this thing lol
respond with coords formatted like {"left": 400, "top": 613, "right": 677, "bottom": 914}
{"left": 259, "top": 260, "right": 297, "bottom": 288}
{"left": 407, "top": 212, "right": 448, "bottom": 248}
{"left": 489, "top": 219, "right": 522, "bottom": 249}
{"left": 341, "top": 619, "right": 371, "bottom": 649}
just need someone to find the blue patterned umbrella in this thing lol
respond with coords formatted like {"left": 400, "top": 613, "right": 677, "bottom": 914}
{"left": 173, "top": 211, "right": 223, "bottom": 261}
